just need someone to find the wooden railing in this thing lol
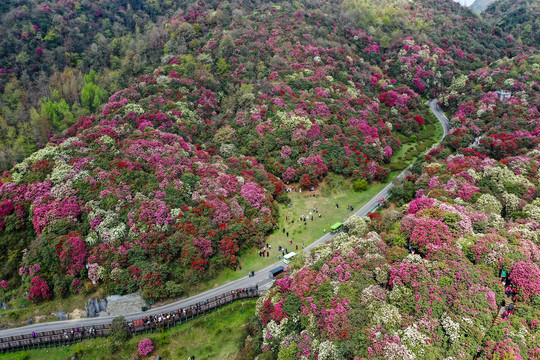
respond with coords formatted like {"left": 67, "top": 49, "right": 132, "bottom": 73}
{"left": 0, "top": 288, "right": 261, "bottom": 353}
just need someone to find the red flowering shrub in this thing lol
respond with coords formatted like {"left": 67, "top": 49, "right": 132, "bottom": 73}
{"left": 27, "top": 276, "right": 51, "bottom": 303}
{"left": 58, "top": 234, "right": 87, "bottom": 276}
{"left": 140, "top": 271, "right": 167, "bottom": 301}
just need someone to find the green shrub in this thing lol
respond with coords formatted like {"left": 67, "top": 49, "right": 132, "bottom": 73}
{"left": 109, "top": 316, "right": 129, "bottom": 343}
{"left": 283, "top": 293, "right": 302, "bottom": 318}
{"left": 165, "top": 281, "right": 185, "bottom": 298}
{"left": 387, "top": 162, "right": 407, "bottom": 172}
{"left": 353, "top": 179, "right": 368, "bottom": 192}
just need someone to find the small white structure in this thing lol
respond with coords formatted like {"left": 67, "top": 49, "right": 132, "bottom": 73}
{"left": 495, "top": 90, "right": 511, "bottom": 102}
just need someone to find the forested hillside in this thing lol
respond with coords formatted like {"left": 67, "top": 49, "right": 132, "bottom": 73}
{"left": 0, "top": 0, "right": 439, "bottom": 303}
{"left": 0, "top": 0, "right": 518, "bottom": 170}
{"left": 482, "top": 0, "right": 540, "bottom": 48}
{"left": 0, "top": 0, "right": 539, "bottom": 358}
{"left": 0, "top": 0, "right": 186, "bottom": 169}
{"left": 243, "top": 54, "right": 540, "bottom": 360}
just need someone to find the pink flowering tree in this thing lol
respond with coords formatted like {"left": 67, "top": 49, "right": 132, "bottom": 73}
{"left": 484, "top": 338, "right": 524, "bottom": 360}
{"left": 407, "top": 197, "right": 436, "bottom": 214}
{"left": 58, "top": 235, "right": 87, "bottom": 276}
{"left": 138, "top": 338, "right": 154, "bottom": 356}
{"left": 241, "top": 182, "right": 265, "bottom": 209}
{"left": 509, "top": 260, "right": 540, "bottom": 301}
{"left": 282, "top": 167, "right": 296, "bottom": 183}
{"left": 409, "top": 218, "right": 453, "bottom": 252}
{"left": 88, "top": 263, "right": 99, "bottom": 284}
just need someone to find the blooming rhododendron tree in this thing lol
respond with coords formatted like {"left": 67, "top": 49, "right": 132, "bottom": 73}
{"left": 138, "top": 338, "right": 154, "bottom": 356}
{"left": 241, "top": 182, "right": 265, "bottom": 209}
{"left": 509, "top": 260, "right": 540, "bottom": 300}
{"left": 27, "top": 276, "right": 51, "bottom": 303}
{"left": 58, "top": 234, "right": 87, "bottom": 276}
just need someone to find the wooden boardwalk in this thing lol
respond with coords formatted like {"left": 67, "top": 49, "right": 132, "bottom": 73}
{"left": 0, "top": 288, "right": 261, "bottom": 354}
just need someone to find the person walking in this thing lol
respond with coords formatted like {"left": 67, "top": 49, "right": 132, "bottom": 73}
{"left": 286, "top": 232, "right": 289, "bottom": 237}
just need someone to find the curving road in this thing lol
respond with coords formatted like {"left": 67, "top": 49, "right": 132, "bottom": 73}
{"left": 0, "top": 100, "right": 451, "bottom": 339}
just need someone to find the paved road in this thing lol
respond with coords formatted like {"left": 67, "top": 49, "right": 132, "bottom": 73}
{"left": 429, "top": 99, "right": 450, "bottom": 138}
{"left": 0, "top": 100, "right": 451, "bottom": 339}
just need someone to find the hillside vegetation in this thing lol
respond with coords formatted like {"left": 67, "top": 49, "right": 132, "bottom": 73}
{"left": 242, "top": 55, "right": 540, "bottom": 360}
{"left": 0, "top": 1, "right": 539, "bottom": 359}
{"left": 483, "top": 0, "right": 540, "bottom": 48}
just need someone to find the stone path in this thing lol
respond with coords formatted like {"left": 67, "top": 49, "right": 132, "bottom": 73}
{"left": 99, "top": 294, "right": 146, "bottom": 317}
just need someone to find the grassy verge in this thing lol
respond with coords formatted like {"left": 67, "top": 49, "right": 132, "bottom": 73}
{"left": 386, "top": 105, "right": 443, "bottom": 173}
{"left": 0, "top": 300, "right": 257, "bottom": 360}
{"left": 0, "top": 290, "right": 103, "bottom": 331}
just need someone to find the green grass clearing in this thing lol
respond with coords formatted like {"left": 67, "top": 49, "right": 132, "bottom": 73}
{"left": 190, "top": 173, "right": 396, "bottom": 293}
{"left": 0, "top": 300, "right": 257, "bottom": 360}
{"left": 386, "top": 105, "right": 443, "bottom": 172}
